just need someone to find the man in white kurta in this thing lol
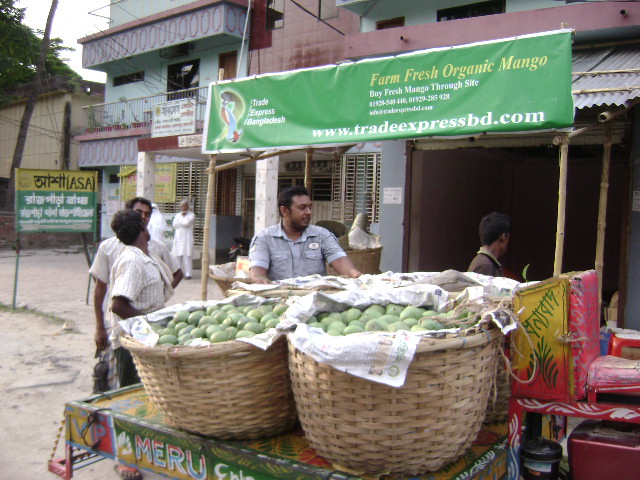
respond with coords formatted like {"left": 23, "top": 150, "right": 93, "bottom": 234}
{"left": 171, "top": 199, "right": 196, "bottom": 279}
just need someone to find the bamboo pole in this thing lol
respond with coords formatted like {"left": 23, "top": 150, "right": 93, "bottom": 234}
{"left": 573, "top": 67, "right": 640, "bottom": 76}
{"left": 215, "top": 145, "right": 356, "bottom": 173}
{"left": 201, "top": 154, "right": 217, "bottom": 300}
{"left": 554, "top": 134, "right": 570, "bottom": 276}
{"left": 215, "top": 148, "right": 307, "bottom": 172}
{"left": 572, "top": 86, "right": 640, "bottom": 94}
{"left": 200, "top": 69, "right": 224, "bottom": 300}
{"left": 304, "top": 148, "right": 313, "bottom": 192}
{"left": 595, "top": 122, "right": 613, "bottom": 308}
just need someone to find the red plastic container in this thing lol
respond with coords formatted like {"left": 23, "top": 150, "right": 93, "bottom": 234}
{"left": 568, "top": 419, "right": 640, "bottom": 480}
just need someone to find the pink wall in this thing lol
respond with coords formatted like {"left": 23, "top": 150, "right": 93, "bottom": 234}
{"left": 248, "top": 0, "right": 360, "bottom": 75}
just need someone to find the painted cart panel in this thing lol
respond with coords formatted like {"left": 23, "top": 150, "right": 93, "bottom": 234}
{"left": 512, "top": 276, "right": 570, "bottom": 401}
{"left": 62, "top": 385, "right": 507, "bottom": 480}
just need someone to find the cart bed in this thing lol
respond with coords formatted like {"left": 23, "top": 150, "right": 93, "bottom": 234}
{"left": 53, "top": 384, "right": 507, "bottom": 480}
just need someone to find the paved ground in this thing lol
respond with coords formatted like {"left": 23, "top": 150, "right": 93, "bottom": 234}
{"left": 0, "top": 248, "right": 225, "bottom": 480}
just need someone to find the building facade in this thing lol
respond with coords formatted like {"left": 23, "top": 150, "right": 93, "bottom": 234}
{"left": 340, "top": 0, "right": 640, "bottom": 327}
{"left": 76, "top": 0, "right": 640, "bottom": 326}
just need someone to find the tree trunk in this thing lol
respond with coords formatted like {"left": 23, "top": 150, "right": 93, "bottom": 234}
{"left": 3, "top": 0, "right": 59, "bottom": 210}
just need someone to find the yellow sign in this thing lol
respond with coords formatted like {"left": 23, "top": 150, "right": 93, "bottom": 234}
{"left": 512, "top": 277, "right": 569, "bottom": 400}
{"left": 120, "top": 163, "right": 177, "bottom": 203}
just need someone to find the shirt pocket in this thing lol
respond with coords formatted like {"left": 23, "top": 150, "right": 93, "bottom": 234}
{"left": 303, "top": 250, "right": 326, "bottom": 274}
{"left": 269, "top": 253, "right": 291, "bottom": 279}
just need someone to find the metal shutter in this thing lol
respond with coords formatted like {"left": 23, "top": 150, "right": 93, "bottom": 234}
{"left": 332, "top": 153, "right": 380, "bottom": 226}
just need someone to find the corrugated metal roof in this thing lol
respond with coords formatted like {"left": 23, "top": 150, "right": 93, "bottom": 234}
{"left": 573, "top": 46, "right": 640, "bottom": 109}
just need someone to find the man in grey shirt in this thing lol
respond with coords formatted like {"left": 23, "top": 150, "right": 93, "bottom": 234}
{"left": 249, "top": 186, "right": 361, "bottom": 283}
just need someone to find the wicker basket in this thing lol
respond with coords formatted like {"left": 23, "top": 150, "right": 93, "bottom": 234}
{"left": 209, "top": 273, "right": 251, "bottom": 292}
{"left": 316, "top": 220, "right": 347, "bottom": 238}
{"left": 121, "top": 335, "right": 298, "bottom": 440}
{"left": 484, "top": 355, "right": 510, "bottom": 423}
{"left": 326, "top": 246, "right": 383, "bottom": 275}
{"left": 288, "top": 328, "right": 501, "bottom": 475}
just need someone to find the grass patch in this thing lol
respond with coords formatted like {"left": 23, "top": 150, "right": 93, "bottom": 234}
{"left": 0, "top": 302, "right": 68, "bottom": 325}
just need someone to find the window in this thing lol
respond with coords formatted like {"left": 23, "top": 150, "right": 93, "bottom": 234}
{"left": 319, "top": 0, "right": 337, "bottom": 20}
{"left": 312, "top": 177, "right": 332, "bottom": 201}
{"left": 437, "top": 0, "right": 504, "bottom": 22}
{"left": 167, "top": 59, "right": 199, "bottom": 100}
{"left": 332, "top": 153, "right": 380, "bottom": 225}
{"left": 219, "top": 51, "right": 238, "bottom": 80}
{"left": 376, "top": 17, "right": 404, "bottom": 30}
{"left": 113, "top": 71, "right": 144, "bottom": 87}
{"left": 267, "top": 0, "right": 284, "bottom": 30}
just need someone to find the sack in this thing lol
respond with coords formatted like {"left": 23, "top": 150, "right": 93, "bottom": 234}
{"left": 92, "top": 349, "right": 110, "bottom": 394}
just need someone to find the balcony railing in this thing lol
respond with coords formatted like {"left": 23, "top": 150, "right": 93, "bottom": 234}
{"left": 81, "top": 86, "right": 209, "bottom": 135}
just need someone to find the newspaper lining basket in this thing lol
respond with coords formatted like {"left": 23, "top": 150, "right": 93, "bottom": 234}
{"left": 121, "top": 335, "right": 297, "bottom": 440}
{"left": 288, "top": 327, "right": 501, "bottom": 475}
{"left": 226, "top": 285, "right": 344, "bottom": 298}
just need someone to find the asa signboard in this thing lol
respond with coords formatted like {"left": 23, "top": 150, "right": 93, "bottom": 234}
{"left": 203, "top": 30, "right": 573, "bottom": 153}
{"left": 15, "top": 169, "right": 97, "bottom": 233}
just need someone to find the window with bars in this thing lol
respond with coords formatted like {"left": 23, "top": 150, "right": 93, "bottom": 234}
{"left": 240, "top": 155, "right": 380, "bottom": 236}
{"left": 332, "top": 153, "right": 381, "bottom": 226}
{"left": 241, "top": 174, "right": 334, "bottom": 239}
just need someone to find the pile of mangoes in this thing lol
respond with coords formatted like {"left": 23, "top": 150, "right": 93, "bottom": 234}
{"left": 152, "top": 302, "right": 289, "bottom": 345}
{"left": 306, "top": 303, "right": 477, "bottom": 336}
{"left": 151, "top": 301, "right": 478, "bottom": 345}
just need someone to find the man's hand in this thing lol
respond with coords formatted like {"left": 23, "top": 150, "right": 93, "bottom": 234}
{"left": 95, "top": 325, "right": 109, "bottom": 351}
{"left": 171, "top": 268, "right": 184, "bottom": 288}
{"left": 93, "top": 279, "right": 109, "bottom": 350}
{"left": 249, "top": 266, "right": 271, "bottom": 285}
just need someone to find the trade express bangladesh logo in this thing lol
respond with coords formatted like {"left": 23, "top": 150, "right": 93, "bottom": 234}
{"left": 219, "top": 90, "right": 245, "bottom": 143}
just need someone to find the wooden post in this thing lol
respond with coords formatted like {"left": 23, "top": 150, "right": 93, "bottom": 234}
{"left": 304, "top": 148, "right": 313, "bottom": 192}
{"left": 554, "top": 134, "right": 570, "bottom": 276}
{"left": 595, "top": 122, "right": 613, "bottom": 308}
{"left": 200, "top": 68, "right": 224, "bottom": 300}
{"left": 201, "top": 154, "right": 217, "bottom": 300}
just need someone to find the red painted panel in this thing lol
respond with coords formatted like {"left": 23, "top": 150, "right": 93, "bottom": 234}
{"left": 568, "top": 270, "right": 600, "bottom": 400}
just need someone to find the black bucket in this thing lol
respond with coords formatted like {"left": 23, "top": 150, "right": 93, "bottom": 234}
{"left": 520, "top": 438, "right": 563, "bottom": 480}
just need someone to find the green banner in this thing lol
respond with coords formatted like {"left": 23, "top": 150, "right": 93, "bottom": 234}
{"left": 15, "top": 168, "right": 97, "bottom": 233}
{"left": 203, "top": 30, "right": 573, "bottom": 153}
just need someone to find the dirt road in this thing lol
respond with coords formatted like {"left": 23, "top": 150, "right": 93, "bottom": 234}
{"left": 0, "top": 248, "right": 225, "bottom": 480}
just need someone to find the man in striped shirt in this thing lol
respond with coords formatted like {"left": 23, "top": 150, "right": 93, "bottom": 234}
{"left": 108, "top": 209, "right": 170, "bottom": 480}
{"left": 90, "top": 197, "right": 181, "bottom": 392}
